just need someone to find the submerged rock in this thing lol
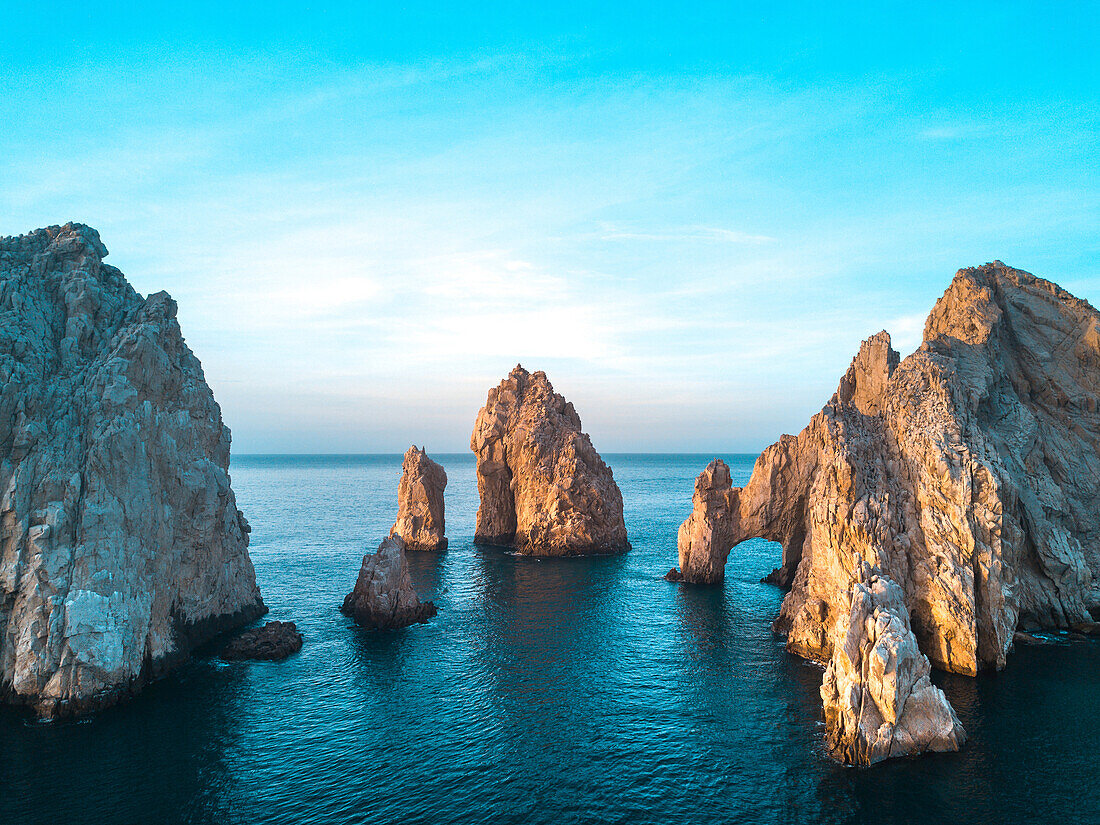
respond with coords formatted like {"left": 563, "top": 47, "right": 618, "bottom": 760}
{"left": 678, "top": 263, "right": 1100, "bottom": 678}
{"left": 0, "top": 223, "right": 264, "bottom": 718}
{"left": 470, "top": 365, "right": 629, "bottom": 556}
{"left": 221, "top": 621, "right": 303, "bottom": 661}
{"left": 821, "top": 566, "right": 965, "bottom": 765}
{"left": 390, "top": 446, "right": 447, "bottom": 551}
{"left": 341, "top": 536, "right": 437, "bottom": 629}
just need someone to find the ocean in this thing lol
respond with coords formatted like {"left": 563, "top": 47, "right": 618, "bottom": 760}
{"left": 3, "top": 454, "right": 1098, "bottom": 824}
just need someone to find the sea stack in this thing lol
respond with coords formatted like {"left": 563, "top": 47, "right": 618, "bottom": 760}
{"left": 0, "top": 224, "right": 265, "bottom": 717}
{"left": 470, "top": 365, "right": 629, "bottom": 556}
{"left": 821, "top": 564, "right": 966, "bottom": 765}
{"left": 390, "top": 446, "right": 447, "bottom": 551}
{"left": 341, "top": 536, "right": 437, "bottom": 629}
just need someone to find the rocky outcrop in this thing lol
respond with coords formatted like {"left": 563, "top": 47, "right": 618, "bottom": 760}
{"left": 341, "top": 536, "right": 437, "bottom": 629}
{"left": 0, "top": 223, "right": 264, "bottom": 717}
{"left": 470, "top": 365, "right": 629, "bottom": 556}
{"left": 390, "top": 446, "right": 447, "bottom": 551}
{"left": 221, "top": 621, "right": 302, "bottom": 661}
{"left": 821, "top": 564, "right": 965, "bottom": 765}
{"left": 676, "top": 459, "right": 737, "bottom": 583}
{"left": 679, "top": 263, "right": 1100, "bottom": 681}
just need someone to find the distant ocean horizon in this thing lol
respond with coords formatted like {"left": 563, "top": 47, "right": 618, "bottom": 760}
{"left": 5, "top": 453, "right": 1098, "bottom": 825}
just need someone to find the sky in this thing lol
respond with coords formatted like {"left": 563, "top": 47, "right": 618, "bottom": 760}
{"left": 1, "top": 2, "right": 1098, "bottom": 453}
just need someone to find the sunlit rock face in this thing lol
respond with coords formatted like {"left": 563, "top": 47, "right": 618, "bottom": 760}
{"left": 0, "top": 223, "right": 264, "bottom": 717}
{"left": 390, "top": 446, "right": 447, "bottom": 552}
{"left": 470, "top": 365, "right": 629, "bottom": 556}
{"left": 679, "top": 262, "right": 1100, "bottom": 679}
{"left": 821, "top": 564, "right": 965, "bottom": 765}
{"left": 341, "top": 535, "right": 436, "bottom": 629}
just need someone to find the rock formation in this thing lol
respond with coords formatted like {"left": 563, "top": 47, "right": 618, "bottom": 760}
{"left": 0, "top": 223, "right": 264, "bottom": 717}
{"left": 470, "top": 365, "right": 629, "bottom": 556}
{"left": 821, "top": 564, "right": 965, "bottom": 765}
{"left": 341, "top": 535, "right": 437, "bottom": 629}
{"left": 390, "top": 446, "right": 447, "bottom": 551}
{"left": 221, "top": 621, "right": 303, "bottom": 661}
{"left": 676, "top": 459, "right": 737, "bottom": 584}
{"left": 678, "top": 263, "right": 1100, "bottom": 680}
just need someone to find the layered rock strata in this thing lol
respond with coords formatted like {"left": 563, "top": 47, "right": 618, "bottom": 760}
{"left": 341, "top": 536, "right": 437, "bottom": 629}
{"left": 470, "top": 365, "right": 629, "bottom": 556}
{"left": 221, "top": 621, "right": 303, "bottom": 661}
{"left": 0, "top": 223, "right": 264, "bottom": 717}
{"left": 678, "top": 263, "right": 1100, "bottom": 680}
{"left": 390, "top": 446, "right": 447, "bottom": 551}
{"left": 821, "top": 564, "right": 965, "bottom": 765}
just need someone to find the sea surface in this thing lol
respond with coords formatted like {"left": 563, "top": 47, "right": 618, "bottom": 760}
{"left": 3, "top": 454, "right": 1098, "bottom": 825}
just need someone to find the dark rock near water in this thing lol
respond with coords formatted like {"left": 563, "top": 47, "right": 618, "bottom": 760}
{"left": 221, "top": 621, "right": 303, "bottom": 661}
{"left": 664, "top": 568, "right": 684, "bottom": 582}
{"left": 761, "top": 564, "right": 795, "bottom": 588}
{"left": 341, "top": 536, "right": 437, "bottom": 630}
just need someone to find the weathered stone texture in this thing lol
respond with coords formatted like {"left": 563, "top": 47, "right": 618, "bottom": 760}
{"left": 390, "top": 446, "right": 447, "bottom": 552}
{"left": 0, "top": 223, "right": 264, "bottom": 717}
{"left": 471, "top": 365, "right": 629, "bottom": 556}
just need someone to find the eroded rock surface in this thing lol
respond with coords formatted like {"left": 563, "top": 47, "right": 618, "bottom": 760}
{"left": 470, "top": 365, "right": 629, "bottom": 556}
{"left": 221, "top": 621, "right": 302, "bottom": 661}
{"left": 390, "top": 446, "right": 447, "bottom": 551}
{"left": 0, "top": 223, "right": 264, "bottom": 717}
{"left": 679, "top": 263, "right": 1100, "bottom": 680}
{"left": 341, "top": 536, "right": 436, "bottom": 629}
{"left": 821, "top": 565, "right": 965, "bottom": 765}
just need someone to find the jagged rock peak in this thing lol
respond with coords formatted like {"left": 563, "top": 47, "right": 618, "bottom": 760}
{"left": 470, "top": 364, "right": 629, "bottom": 556}
{"left": 341, "top": 535, "right": 437, "bottom": 629}
{"left": 675, "top": 458, "right": 738, "bottom": 583}
{"left": 0, "top": 223, "right": 264, "bottom": 717}
{"left": 390, "top": 445, "right": 447, "bottom": 552}
{"left": 677, "top": 261, "right": 1100, "bottom": 692}
{"left": 821, "top": 564, "right": 965, "bottom": 765}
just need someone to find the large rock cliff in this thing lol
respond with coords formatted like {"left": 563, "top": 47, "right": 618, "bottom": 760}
{"left": 678, "top": 262, "right": 1100, "bottom": 680}
{"left": 470, "top": 365, "right": 629, "bottom": 556}
{"left": 0, "top": 223, "right": 264, "bottom": 717}
{"left": 390, "top": 446, "right": 447, "bottom": 552}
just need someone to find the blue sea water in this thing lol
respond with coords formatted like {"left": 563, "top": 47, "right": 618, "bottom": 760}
{"left": 3, "top": 453, "right": 1099, "bottom": 825}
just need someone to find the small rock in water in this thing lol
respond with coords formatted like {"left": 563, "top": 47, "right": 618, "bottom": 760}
{"left": 1069, "top": 621, "right": 1100, "bottom": 637}
{"left": 664, "top": 568, "right": 685, "bottom": 582}
{"left": 760, "top": 565, "right": 795, "bottom": 589}
{"left": 1013, "top": 631, "right": 1052, "bottom": 646}
{"left": 221, "top": 621, "right": 303, "bottom": 661}
{"left": 341, "top": 536, "right": 437, "bottom": 630}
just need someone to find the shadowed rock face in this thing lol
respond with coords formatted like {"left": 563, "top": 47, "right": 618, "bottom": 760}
{"left": 390, "top": 446, "right": 447, "bottom": 552}
{"left": 470, "top": 365, "right": 629, "bottom": 556}
{"left": 821, "top": 565, "right": 965, "bottom": 765}
{"left": 678, "top": 263, "right": 1100, "bottom": 681}
{"left": 0, "top": 223, "right": 264, "bottom": 717}
{"left": 341, "top": 536, "right": 437, "bottom": 629}
{"left": 221, "top": 621, "right": 302, "bottom": 661}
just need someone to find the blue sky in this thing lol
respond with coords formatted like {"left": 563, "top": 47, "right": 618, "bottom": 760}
{"left": 2, "top": 2, "right": 1097, "bottom": 452}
